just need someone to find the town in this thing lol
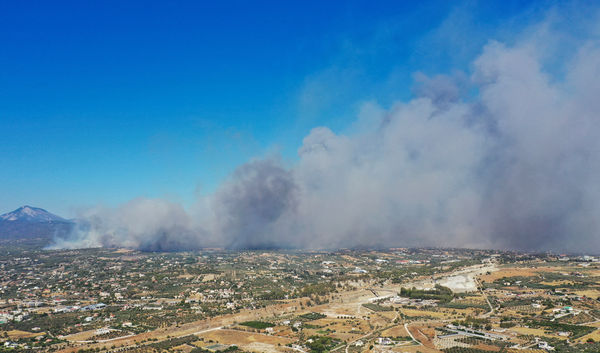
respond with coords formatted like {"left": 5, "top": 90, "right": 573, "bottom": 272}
{"left": 1, "top": 243, "right": 600, "bottom": 353}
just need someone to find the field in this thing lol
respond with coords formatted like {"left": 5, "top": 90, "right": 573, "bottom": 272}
{"left": 381, "top": 324, "right": 410, "bottom": 337}
{"left": 479, "top": 267, "right": 540, "bottom": 282}
{"left": 195, "top": 329, "right": 293, "bottom": 352}
{"left": 4, "top": 330, "right": 45, "bottom": 339}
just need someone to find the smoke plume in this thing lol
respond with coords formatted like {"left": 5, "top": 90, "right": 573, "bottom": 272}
{"left": 51, "top": 18, "right": 600, "bottom": 253}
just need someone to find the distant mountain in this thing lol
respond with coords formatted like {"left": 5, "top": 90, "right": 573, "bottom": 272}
{"left": 0, "top": 205, "right": 68, "bottom": 222}
{"left": 0, "top": 206, "right": 74, "bottom": 240}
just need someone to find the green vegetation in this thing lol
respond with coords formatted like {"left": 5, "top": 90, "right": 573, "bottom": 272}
{"left": 452, "top": 316, "right": 490, "bottom": 329}
{"left": 298, "top": 312, "right": 327, "bottom": 321}
{"left": 305, "top": 335, "right": 340, "bottom": 353}
{"left": 239, "top": 321, "right": 275, "bottom": 329}
{"left": 190, "top": 346, "right": 240, "bottom": 353}
{"left": 148, "top": 335, "right": 198, "bottom": 350}
{"left": 526, "top": 320, "right": 595, "bottom": 339}
{"left": 442, "top": 348, "right": 499, "bottom": 353}
{"left": 399, "top": 284, "right": 454, "bottom": 303}
{"left": 441, "top": 302, "right": 488, "bottom": 309}
{"left": 298, "top": 283, "right": 336, "bottom": 297}
{"left": 362, "top": 303, "right": 393, "bottom": 311}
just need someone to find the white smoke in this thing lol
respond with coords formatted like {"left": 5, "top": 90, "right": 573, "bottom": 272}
{"left": 51, "top": 15, "right": 600, "bottom": 253}
{"left": 49, "top": 198, "right": 202, "bottom": 251}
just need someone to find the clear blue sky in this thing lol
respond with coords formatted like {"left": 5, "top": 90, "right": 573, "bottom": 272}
{"left": 0, "top": 0, "right": 545, "bottom": 216}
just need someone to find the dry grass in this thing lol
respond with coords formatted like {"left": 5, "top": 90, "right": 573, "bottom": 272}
{"left": 576, "top": 328, "right": 600, "bottom": 343}
{"left": 171, "top": 343, "right": 195, "bottom": 352}
{"left": 408, "top": 325, "right": 437, "bottom": 350}
{"left": 4, "top": 330, "right": 44, "bottom": 339}
{"left": 508, "top": 326, "right": 568, "bottom": 340}
{"left": 62, "top": 329, "right": 99, "bottom": 342}
{"left": 540, "top": 280, "right": 574, "bottom": 286}
{"left": 197, "top": 328, "right": 292, "bottom": 346}
{"left": 388, "top": 346, "right": 442, "bottom": 353}
{"left": 381, "top": 325, "right": 409, "bottom": 338}
{"left": 400, "top": 308, "right": 447, "bottom": 318}
{"left": 574, "top": 289, "right": 600, "bottom": 298}
{"left": 472, "top": 344, "right": 501, "bottom": 351}
{"left": 479, "top": 268, "right": 539, "bottom": 282}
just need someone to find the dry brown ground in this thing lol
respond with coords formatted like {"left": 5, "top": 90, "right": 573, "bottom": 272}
{"left": 171, "top": 343, "right": 195, "bottom": 352}
{"left": 62, "top": 329, "right": 100, "bottom": 342}
{"left": 400, "top": 308, "right": 447, "bottom": 318}
{"left": 574, "top": 289, "right": 600, "bottom": 298}
{"left": 478, "top": 265, "right": 575, "bottom": 283}
{"left": 472, "top": 343, "right": 501, "bottom": 351}
{"left": 388, "top": 344, "right": 441, "bottom": 353}
{"left": 3, "top": 330, "right": 45, "bottom": 339}
{"left": 507, "top": 326, "right": 568, "bottom": 340}
{"left": 479, "top": 268, "right": 540, "bottom": 282}
{"left": 540, "top": 280, "right": 574, "bottom": 286}
{"left": 380, "top": 324, "right": 409, "bottom": 337}
{"left": 305, "top": 317, "right": 372, "bottom": 342}
{"left": 576, "top": 328, "right": 600, "bottom": 343}
{"left": 196, "top": 328, "right": 292, "bottom": 346}
{"left": 408, "top": 325, "right": 437, "bottom": 350}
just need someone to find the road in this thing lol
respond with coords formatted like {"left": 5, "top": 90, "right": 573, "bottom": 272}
{"left": 72, "top": 333, "right": 136, "bottom": 344}
{"left": 192, "top": 326, "right": 223, "bottom": 335}
{"left": 404, "top": 322, "right": 422, "bottom": 346}
{"left": 476, "top": 277, "right": 495, "bottom": 318}
{"left": 333, "top": 310, "right": 404, "bottom": 353}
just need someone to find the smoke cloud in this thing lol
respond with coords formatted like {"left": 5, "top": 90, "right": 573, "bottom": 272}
{"left": 51, "top": 18, "right": 600, "bottom": 253}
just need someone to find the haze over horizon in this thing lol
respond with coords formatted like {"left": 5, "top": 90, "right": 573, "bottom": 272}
{"left": 2, "top": 1, "right": 600, "bottom": 253}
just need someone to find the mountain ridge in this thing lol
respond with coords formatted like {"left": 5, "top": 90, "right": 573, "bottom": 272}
{"left": 0, "top": 206, "right": 73, "bottom": 240}
{"left": 0, "top": 205, "right": 69, "bottom": 223}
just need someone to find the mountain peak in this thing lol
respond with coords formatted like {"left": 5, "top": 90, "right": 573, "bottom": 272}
{"left": 0, "top": 206, "right": 68, "bottom": 223}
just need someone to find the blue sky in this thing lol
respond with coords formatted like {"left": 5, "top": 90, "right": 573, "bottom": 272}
{"left": 0, "top": 0, "right": 549, "bottom": 216}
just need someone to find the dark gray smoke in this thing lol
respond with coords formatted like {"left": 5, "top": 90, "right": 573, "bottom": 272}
{"left": 212, "top": 159, "right": 298, "bottom": 249}
{"left": 51, "top": 20, "right": 600, "bottom": 253}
